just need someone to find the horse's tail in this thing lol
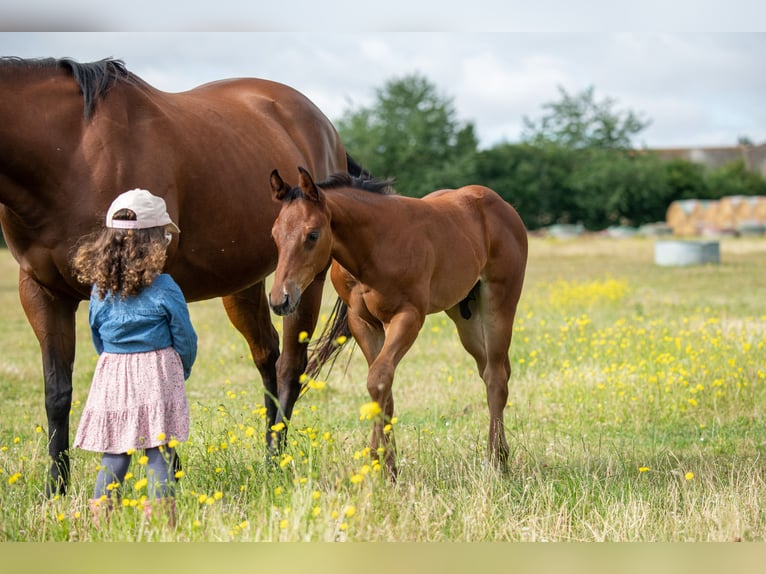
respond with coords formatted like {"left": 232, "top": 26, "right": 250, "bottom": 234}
{"left": 304, "top": 295, "right": 352, "bottom": 382}
{"left": 346, "top": 153, "right": 372, "bottom": 179}
{"left": 302, "top": 152, "right": 365, "bottom": 384}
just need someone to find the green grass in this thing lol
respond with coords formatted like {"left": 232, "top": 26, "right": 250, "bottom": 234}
{"left": 1, "top": 236, "right": 766, "bottom": 541}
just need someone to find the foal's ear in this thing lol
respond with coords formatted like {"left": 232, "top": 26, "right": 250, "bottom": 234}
{"left": 270, "top": 169, "right": 290, "bottom": 201}
{"left": 298, "top": 167, "right": 322, "bottom": 203}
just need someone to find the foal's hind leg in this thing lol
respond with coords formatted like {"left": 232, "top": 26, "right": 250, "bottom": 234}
{"left": 446, "top": 281, "right": 517, "bottom": 466}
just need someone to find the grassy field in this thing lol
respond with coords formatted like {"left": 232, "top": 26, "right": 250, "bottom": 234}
{"left": 1, "top": 236, "right": 765, "bottom": 541}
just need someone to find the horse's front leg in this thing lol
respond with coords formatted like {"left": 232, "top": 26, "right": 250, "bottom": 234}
{"left": 273, "top": 271, "right": 327, "bottom": 450}
{"left": 363, "top": 307, "right": 423, "bottom": 480}
{"left": 18, "top": 271, "right": 79, "bottom": 496}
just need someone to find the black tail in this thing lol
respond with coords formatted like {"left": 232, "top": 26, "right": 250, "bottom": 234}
{"left": 305, "top": 296, "right": 352, "bottom": 382}
{"left": 346, "top": 153, "right": 372, "bottom": 179}
{"left": 302, "top": 153, "right": 367, "bottom": 385}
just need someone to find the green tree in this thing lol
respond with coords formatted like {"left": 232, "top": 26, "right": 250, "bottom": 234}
{"left": 568, "top": 150, "right": 674, "bottom": 228}
{"left": 662, "top": 158, "right": 711, "bottom": 200}
{"left": 336, "top": 74, "right": 478, "bottom": 197}
{"left": 474, "top": 143, "right": 576, "bottom": 229}
{"left": 521, "top": 85, "right": 650, "bottom": 150}
{"left": 706, "top": 160, "right": 766, "bottom": 198}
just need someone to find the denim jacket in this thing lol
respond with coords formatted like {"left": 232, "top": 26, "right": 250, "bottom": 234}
{"left": 88, "top": 273, "right": 198, "bottom": 380}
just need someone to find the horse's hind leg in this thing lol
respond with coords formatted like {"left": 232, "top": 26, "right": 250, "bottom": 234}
{"left": 222, "top": 282, "right": 280, "bottom": 445}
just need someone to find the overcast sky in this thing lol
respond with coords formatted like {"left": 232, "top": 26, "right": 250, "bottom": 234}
{"left": 1, "top": 4, "right": 764, "bottom": 150}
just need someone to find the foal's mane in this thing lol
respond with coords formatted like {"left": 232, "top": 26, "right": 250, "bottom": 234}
{"left": 0, "top": 56, "right": 134, "bottom": 119}
{"left": 285, "top": 172, "right": 396, "bottom": 201}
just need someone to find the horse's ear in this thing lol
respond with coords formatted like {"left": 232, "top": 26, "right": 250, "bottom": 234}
{"left": 298, "top": 167, "right": 322, "bottom": 203}
{"left": 270, "top": 169, "right": 290, "bottom": 201}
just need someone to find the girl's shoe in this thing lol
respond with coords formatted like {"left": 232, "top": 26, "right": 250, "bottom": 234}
{"left": 143, "top": 497, "right": 176, "bottom": 528}
{"left": 88, "top": 498, "right": 114, "bottom": 528}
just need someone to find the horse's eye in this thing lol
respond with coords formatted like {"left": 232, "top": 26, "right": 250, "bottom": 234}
{"left": 306, "top": 230, "right": 320, "bottom": 245}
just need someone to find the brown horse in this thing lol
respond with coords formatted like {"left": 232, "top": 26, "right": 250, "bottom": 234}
{"left": 0, "top": 57, "right": 353, "bottom": 494}
{"left": 268, "top": 167, "right": 528, "bottom": 478}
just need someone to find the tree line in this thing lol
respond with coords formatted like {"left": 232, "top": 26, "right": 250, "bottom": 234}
{"left": 337, "top": 74, "right": 766, "bottom": 231}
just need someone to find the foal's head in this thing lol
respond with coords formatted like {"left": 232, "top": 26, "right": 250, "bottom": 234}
{"left": 269, "top": 167, "right": 333, "bottom": 316}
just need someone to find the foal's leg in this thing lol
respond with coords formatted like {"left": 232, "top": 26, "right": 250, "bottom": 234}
{"left": 275, "top": 272, "right": 327, "bottom": 432}
{"left": 222, "top": 282, "right": 280, "bottom": 447}
{"left": 478, "top": 280, "right": 521, "bottom": 466}
{"left": 446, "top": 281, "right": 515, "bottom": 466}
{"left": 361, "top": 307, "right": 423, "bottom": 479}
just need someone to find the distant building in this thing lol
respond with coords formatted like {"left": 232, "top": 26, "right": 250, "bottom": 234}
{"left": 650, "top": 142, "right": 766, "bottom": 178}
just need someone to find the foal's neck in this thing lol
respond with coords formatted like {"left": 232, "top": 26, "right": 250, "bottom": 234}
{"left": 325, "top": 188, "right": 393, "bottom": 278}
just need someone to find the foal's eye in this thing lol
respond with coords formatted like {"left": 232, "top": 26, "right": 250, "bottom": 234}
{"left": 306, "top": 230, "right": 320, "bottom": 245}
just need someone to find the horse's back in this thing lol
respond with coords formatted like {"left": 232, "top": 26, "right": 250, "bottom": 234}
{"left": 170, "top": 77, "right": 343, "bottom": 175}
{"left": 425, "top": 185, "right": 527, "bottom": 239}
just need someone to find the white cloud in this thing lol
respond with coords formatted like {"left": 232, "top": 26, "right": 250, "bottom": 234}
{"left": 1, "top": 32, "right": 765, "bottom": 148}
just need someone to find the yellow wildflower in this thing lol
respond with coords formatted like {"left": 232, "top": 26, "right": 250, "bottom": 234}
{"left": 685, "top": 472, "right": 695, "bottom": 481}
{"left": 359, "top": 401, "right": 382, "bottom": 420}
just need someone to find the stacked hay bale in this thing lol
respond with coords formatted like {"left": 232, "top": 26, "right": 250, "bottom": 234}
{"left": 665, "top": 199, "right": 716, "bottom": 236}
{"left": 666, "top": 196, "right": 766, "bottom": 236}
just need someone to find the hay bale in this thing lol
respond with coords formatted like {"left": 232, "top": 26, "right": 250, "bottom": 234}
{"left": 666, "top": 199, "right": 717, "bottom": 236}
{"left": 717, "top": 195, "right": 749, "bottom": 229}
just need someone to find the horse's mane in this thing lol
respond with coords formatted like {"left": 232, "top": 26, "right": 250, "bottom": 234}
{"left": 284, "top": 172, "right": 396, "bottom": 201}
{"left": 0, "top": 56, "right": 134, "bottom": 119}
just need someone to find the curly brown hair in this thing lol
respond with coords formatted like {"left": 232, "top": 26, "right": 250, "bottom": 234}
{"left": 72, "top": 208, "right": 169, "bottom": 300}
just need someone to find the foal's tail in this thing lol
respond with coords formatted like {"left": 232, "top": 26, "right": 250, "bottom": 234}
{"left": 305, "top": 296, "right": 352, "bottom": 382}
{"left": 301, "top": 152, "right": 366, "bottom": 384}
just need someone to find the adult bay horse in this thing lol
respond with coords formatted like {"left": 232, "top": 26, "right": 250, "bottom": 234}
{"left": 268, "top": 167, "right": 528, "bottom": 478}
{"left": 0, "top": 57, "right": 352, "bottom": 495}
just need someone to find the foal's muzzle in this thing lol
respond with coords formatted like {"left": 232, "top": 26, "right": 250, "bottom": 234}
{"left": 269, "top": 285, "right": 300, "bottom": 316}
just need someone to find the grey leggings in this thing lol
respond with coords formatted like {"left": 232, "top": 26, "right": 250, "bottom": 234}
{"left": 94, "top": 446, "right": 177, "bottom": 499}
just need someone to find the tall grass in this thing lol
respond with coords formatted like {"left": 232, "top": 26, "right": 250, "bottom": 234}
{"left": 1, "top": 236, "right": 765, "bottom": 541}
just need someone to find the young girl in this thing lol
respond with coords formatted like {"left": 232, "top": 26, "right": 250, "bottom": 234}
{"left": 72, "top": 188, "right": 197, "bottom": 527}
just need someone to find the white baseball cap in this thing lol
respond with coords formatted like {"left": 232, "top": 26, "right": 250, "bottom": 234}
{"left": 106, "top": 188, "right": 180, "bottom": 233}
